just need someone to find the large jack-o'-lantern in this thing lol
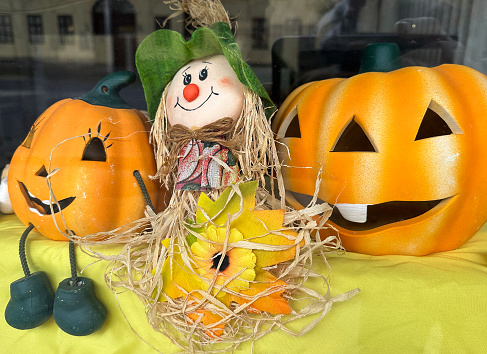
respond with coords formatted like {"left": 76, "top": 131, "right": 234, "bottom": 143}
{"left": 8, "top": 71, "right": 162, "bottom": 241}
{"left": 273, "top": 43, "right": 487, "bottom": 256}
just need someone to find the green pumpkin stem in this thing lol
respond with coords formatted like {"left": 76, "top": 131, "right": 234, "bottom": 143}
{"left": 79, "top": 71, "right": 135, "bottom": 109}
{"left": 359, "top": 43, "right": 403, "bottom": 74}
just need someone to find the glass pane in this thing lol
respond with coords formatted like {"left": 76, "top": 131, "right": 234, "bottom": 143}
{"left": 0, "top": 0, "right": 486, "bottom": 168}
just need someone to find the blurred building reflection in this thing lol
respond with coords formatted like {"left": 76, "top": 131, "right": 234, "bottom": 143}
{"left": 0, "top": 0, "right": 486, "bottom": 166}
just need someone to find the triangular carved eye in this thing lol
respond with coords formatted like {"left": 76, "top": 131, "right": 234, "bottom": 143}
{"left": 277, "top": 108, "right": 301, "bottom": 139}
{"left": 285, "top": 111, "right": 301, "bottom": 138}
{"left": 21, "top": 117, "right": 45, "bottom": 149}
{"left": 415, "top": 101, "right": 461, "bottom": 140}
{"left": 331, "top": 117, "right": 376, "bottom": 152}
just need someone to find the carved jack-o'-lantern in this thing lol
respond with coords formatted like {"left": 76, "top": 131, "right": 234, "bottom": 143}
{"left": 8, "top": 72, "right": 162, "bottom": 241}
{"left": 273, "top": 56, "right": 487, "bottom": 255}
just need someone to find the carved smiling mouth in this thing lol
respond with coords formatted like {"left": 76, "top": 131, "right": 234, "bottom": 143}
{"left": 290, "top": 191, "right": 451, "bottom": 231}
{"left": 175, "top": 86, "right": 219, "bottom": 111}
{"left": 19, "top": 181, "right": 75, "bottom": 216}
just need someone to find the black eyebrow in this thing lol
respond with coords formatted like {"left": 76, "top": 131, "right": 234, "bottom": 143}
{"left": 202, "top": 61, "right": 211, "bottom": 64}
{"left": 182, "top": 66, "right": 191, "bottom": 74}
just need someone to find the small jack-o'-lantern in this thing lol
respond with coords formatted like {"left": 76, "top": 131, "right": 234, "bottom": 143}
{"left": 8, "top": 72, "right": 162, "bottom": 241}
{"left": 273, "top": 44, "right": 487, "bottom": 255}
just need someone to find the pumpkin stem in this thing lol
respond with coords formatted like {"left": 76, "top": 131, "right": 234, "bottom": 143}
{"left": 79, "top": 71, "right": 136, "bottom": 109}
{"left": 358, "top": 43, "right": 403, "bottom": 74}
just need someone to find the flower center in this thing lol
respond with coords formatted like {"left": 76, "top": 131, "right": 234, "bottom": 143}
{"left": 211, "top": 252, "right": 230, "bottom": 271}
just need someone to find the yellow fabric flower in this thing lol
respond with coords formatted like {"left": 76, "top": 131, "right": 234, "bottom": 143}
{"left": 155, "top": 181, "right": 304, "bottom": 335}
{"left": 191, "top": 225, "right": 257, "bottom": 296}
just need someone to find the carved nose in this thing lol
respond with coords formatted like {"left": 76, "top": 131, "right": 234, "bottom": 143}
{"left": 183, "top": 83, "right": 199, "bottom": 102}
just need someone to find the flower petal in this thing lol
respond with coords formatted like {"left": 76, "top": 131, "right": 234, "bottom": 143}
{"left": 191, "top": 238, "right": 212, "bottom": 258}
{"left": 159, "top": 239, "right": 204, "bottom": 300}
{"left": 187, "top": 309, "right": 225, "bottom": 338}
{"left": 243, "top": 210, "right": 303, "bottom": 268}
{"left": 228, "top": 248, "right": 257, "bottom": 268}
{"left": 225, "top": 270, "right": 291, "bottom": 315}
{"left": 196, "top": 181, "right": 258, "bottom": 225}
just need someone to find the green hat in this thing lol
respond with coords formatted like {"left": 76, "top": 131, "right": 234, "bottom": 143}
{"left": 136, "top": 22, "right": 276, "bottom": 122}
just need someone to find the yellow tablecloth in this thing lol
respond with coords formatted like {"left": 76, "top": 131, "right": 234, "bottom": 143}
{"left": 1, "top": 213, "right": 486, "bottom": 353}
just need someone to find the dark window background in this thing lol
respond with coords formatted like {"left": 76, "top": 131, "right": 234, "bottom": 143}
{"left": 154, "top": 16, "right": 171, "bottom": 31}
{"left": 0, "top": 0, "right": 485, "bottom": 167}
{"left": 252, "top": 18, "right": 268, "bottom": 49}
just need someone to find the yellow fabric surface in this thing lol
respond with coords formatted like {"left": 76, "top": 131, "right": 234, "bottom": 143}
{"left": 1, "top": 213, "right": 487, "bottom": 353}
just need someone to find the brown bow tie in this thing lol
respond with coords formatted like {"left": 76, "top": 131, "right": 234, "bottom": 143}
{"left": 166, "top": 117, "right": 236, "bottom": 147}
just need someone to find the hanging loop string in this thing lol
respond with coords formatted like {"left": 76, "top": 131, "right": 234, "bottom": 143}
{"left": 133, "top": 170, "right": 156, "bottom": 213}
{"left": 69, "top": 239, "right": 78, "bottom": 286}
{"left": 19, "top": 223, "right": 35, "bottom": 277}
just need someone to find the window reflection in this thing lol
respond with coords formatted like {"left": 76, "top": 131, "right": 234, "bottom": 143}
{"left": 0, "top": 15, "right": 14, "bottom": 44}
{"left": 58, "top": 15, "right": 75, "bottom": 45}
{"left": 0, "top": 0, "right": 485, "bottom": 167}
{"left": 27, "top": 15, "right": 44, "bottom": 44}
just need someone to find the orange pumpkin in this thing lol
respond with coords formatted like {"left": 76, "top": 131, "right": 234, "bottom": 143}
{"left": 8, "top": 72, "right": 163, "bottom": 241}
{"left": 273, "top": 63, "right": 487, "bottom": 256}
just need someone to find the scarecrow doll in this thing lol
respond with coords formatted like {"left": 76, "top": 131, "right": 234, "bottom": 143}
{"left": 137, "top": 10, "right": 277, "bottom": 196}
{"left": 79, "top": 0, "right": 356, "bottom": 350}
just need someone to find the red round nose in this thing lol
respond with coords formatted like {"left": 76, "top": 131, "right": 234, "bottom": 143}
{"left": 183, "top": 83, "right": 199, "bottom": 102}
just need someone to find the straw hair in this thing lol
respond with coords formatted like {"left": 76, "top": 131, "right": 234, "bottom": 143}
{"left": 164, "top": 0, "right": 231, "bottom": 30}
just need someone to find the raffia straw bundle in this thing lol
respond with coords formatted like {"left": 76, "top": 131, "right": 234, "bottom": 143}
{"left": 164, "top": 0, "right": 232, "bottom": 30}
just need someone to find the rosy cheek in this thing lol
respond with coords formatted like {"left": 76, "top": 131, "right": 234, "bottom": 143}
{"left": 166, "top": 96, "right": 175, "bottom": 107}
{"left": 219, "top": 77, "right": 234, "bottom": 88}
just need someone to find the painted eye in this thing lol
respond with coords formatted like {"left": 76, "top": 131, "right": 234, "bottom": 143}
{"left": 183, "top": 74, "right": 191, "bottom": 85}
{"left": 199, "top": 68, "right": 208, "bottom": 81}
{"left": 331, "top": 116, "right": 377, "bottom": 152}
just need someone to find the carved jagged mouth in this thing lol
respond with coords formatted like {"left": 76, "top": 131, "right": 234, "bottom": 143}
{"left": 19, "top": 181, "right": 75, "bottom": 216}
{"left": 290, "top": 191, "right": 450, "bottom": 232}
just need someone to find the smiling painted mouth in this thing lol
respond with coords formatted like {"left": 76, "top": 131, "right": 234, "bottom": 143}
{"left": 19, "top": 181, "right": 75, "bottom": 216}
{"left": 290, "top": 191, "right": 450, "bottom": 231}
{"left": 175, "top": 86, "right": 219, "bottom": 111}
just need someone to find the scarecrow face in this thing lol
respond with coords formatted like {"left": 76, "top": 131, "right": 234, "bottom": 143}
{"left": 166, "top": 54, "right": 245, "bottom": 129}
